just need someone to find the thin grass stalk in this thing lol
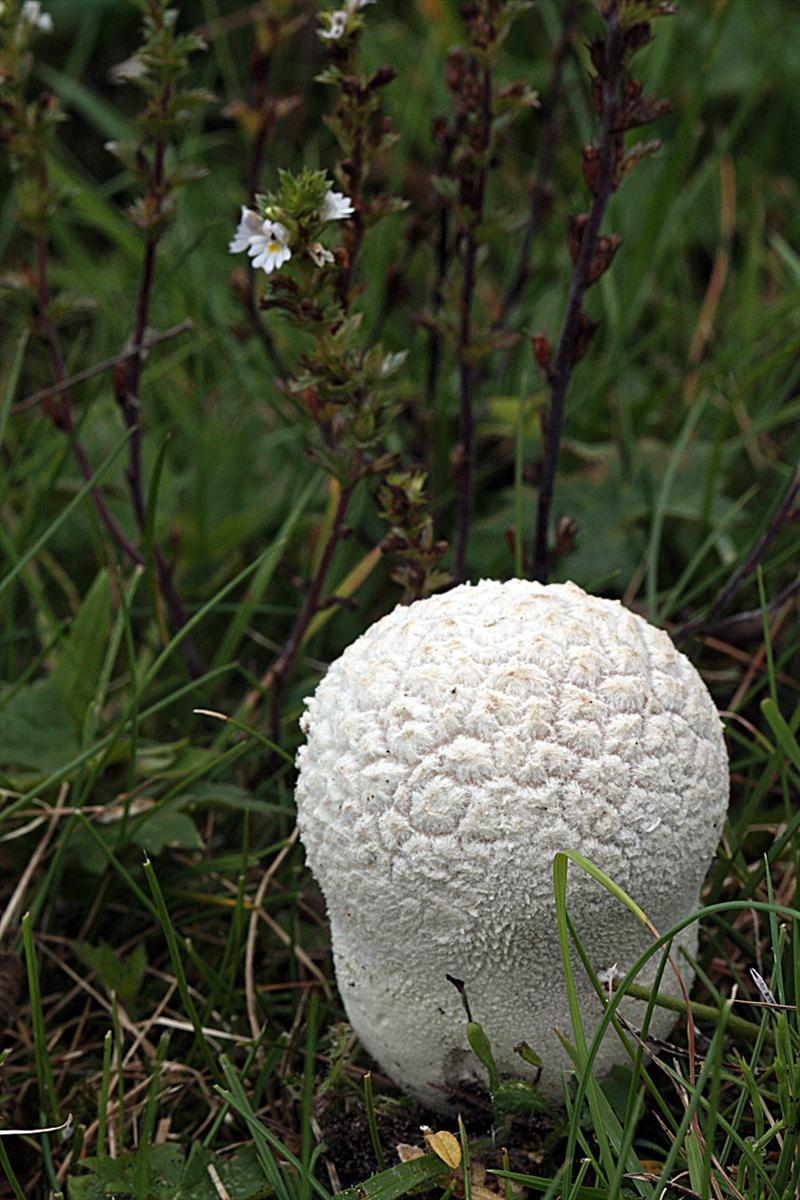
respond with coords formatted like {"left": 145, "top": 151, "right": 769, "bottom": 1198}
{"left": 142, "top": 856, "right": 220, "bottom": 1080}
{"left": 111, "top": 992, "right": 126, "bottom": 1151}
{"left": 132, "top": 1033, "right": 169, "bottom": 1200}
{"left": 97, "top": 1030, "right": 113, "bottom": 1155}
{"left": 363, "top": 1072, "right": 385, "bottom": 1172}
{"left": 21, "top": 914, "right": 60, "bottom": 1124}
{"left": 0, "top": 1139, "right": 26, "bottom": 1200}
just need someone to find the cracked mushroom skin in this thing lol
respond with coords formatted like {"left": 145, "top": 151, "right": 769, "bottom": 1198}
{"left": 295, "top": 579, "right": 729, "bottom": 1108}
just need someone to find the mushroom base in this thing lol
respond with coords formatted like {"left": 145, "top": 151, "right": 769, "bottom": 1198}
{"left": 331, "top": 913, "right": 699, "bottom": 1110}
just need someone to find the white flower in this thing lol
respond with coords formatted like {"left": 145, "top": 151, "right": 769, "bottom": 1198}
{"left": 248, "top": 221, "right": 292, "bottom": 275}
{"left": 380, "top": 351, "right": 408, "bottom": 377}
{"left": 319, "top": 10, "right": 347, "bottom": 39}
{"left": 21, "top": 0, "right": 53, "bottom": 31}
{"left": 309, "top": 243, "right": 335, "bottom": 268}
{"left": 319, "top": 0, "right": 373, "bottom": 41}
{"left": 228, "top": 206, "right": 264, "bottom": 254}
{"left": 321, "top": 190, "right": 355, "bottom": 221}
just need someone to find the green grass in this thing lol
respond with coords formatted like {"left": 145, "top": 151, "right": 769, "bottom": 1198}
{"left": 1, "top": 0, "right": 799, "bottom": 1198}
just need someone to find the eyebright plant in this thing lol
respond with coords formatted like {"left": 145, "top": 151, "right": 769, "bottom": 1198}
{"left": 228, "top": 170, "right": 354, "bottom": 275}
{"left": 232, "top": 2, "right": 447, "bottom": 744}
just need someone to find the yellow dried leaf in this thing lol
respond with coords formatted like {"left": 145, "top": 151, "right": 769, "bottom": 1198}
{"left": 421, "top": 1127, "right": 461, "bottom": 1170}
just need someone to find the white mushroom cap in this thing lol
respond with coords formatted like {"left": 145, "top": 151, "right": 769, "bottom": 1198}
{"left": 295, "top": 580, "right": 729, "bottom": 1108}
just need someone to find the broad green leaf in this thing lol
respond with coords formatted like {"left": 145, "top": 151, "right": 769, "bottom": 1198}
{"left": 52, "top": 568, "right": 113, "bottom": 732}
{"left": 0, "top": 679, "right": 79, "bottom": 778}
{"left": 178, "top": 1144, "right": 270, "bottom": 1199}
{"left": 69, "top": 1145, "right": 184, "bottom": 1198}
{"left": 130, "top": 810, "right": 203, "bottom": 856}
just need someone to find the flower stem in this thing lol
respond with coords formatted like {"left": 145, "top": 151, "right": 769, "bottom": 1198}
{"left": 453, "top": 60, "right": 492, "bottom": 584}
{"left": 532, "top": 3, "right": 624, "bottom": 583}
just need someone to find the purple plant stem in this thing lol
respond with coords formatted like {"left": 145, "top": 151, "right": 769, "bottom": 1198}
{"left": 696, "top": 576, "right": 800, "bottom": 644}
{"left": 532, "top": 4, "right": 624, "bottom": 583}
{"left": 498, "top": 0, "right": 578, "bottom": 326}
{"left": 675, "top": 464, "right": 800, "bottom": 641}
{"left": 116, "top": 85, "right": 203, "bottom": 676}
{"left": 452, "top": 62, "right": 492, "bottom": 585}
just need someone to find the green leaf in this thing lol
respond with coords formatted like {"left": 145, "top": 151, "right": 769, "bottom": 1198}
{"left": 52, "top": 568, "right": 113, "bottom": 732}
{"left": 177, "top": 1145, "right": 271, "bottom": 1199}
{"left": 336, "top": 1153, "right": 450, "bottom": 1200}
{"left": 761, "top": 698, "right": 800, "bottom": 773}
{"left": 130, "top": 810, "right": 203, "bottom": 855}
{"left": 69, "top": 1145, "right": 184, "bottom": 1198}
{"left": 491, "top": 1078, "right": 549, "bottom": 1115}
{"left": 0, "top": 679, "right": 79, "bottom": 778}
{"left": 67, "top": 1144, "right": 269, "bottom": 1200}
{"left": 73, "top": 942, "right": 147, "bottom": 1012}
{"left": 466, "top": 1021, "right": 499, "bottom": 1092}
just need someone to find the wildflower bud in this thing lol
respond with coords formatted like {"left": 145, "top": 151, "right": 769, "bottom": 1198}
{"left": 504, "top": 526, "right": 518, "bottom": 563}
{"left": 555, "top": 515, "right": 578, "bottom": 559}
{"left": 431, "top": 115, "right": 449, "bottom": 144}
{"left": 572, "top": 314, "right": 599, "bottom": 364}
{"left": 449, "top": 442, "right": 466, "bottom": 478}
{"left": 581, "top": 144, "right": 600, "bottom": 195}
{"left": 445, "top": 49, "right": 467, "bottom": 94}
{"left": 532, "top": 333, "right": 552, "bottom": 374}
{"left": 566, "top": 212, "right": 589, "bottom": 265}
{"left": 366, "top": 66, "right": 396, "bottom": 91}
{"left": 588, "top": 233, "right": 621, "bottom": 283}
{"left": 112, "top": 358, "right": 133, "bottom": 399}
{"left": 614, "top": 80, "right": 671, "bottom": 132}
{"left": 622, "top": 21, "right": 653, "bottom": 58}
{"left": 616, "top": 138, "right": 662, "bottom": 186}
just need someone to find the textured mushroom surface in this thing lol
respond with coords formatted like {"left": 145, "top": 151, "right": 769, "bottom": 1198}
{"left": 295, "top": 579, "right": 729, "bottom": 1108}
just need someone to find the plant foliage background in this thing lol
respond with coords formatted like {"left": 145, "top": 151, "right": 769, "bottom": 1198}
{"left": 0, "top": 0, "right": 798, "bottom": 1197}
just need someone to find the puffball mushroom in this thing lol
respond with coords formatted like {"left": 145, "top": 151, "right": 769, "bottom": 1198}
{"left": 295, "top": 579, "right": 728, "bottom": 1109}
